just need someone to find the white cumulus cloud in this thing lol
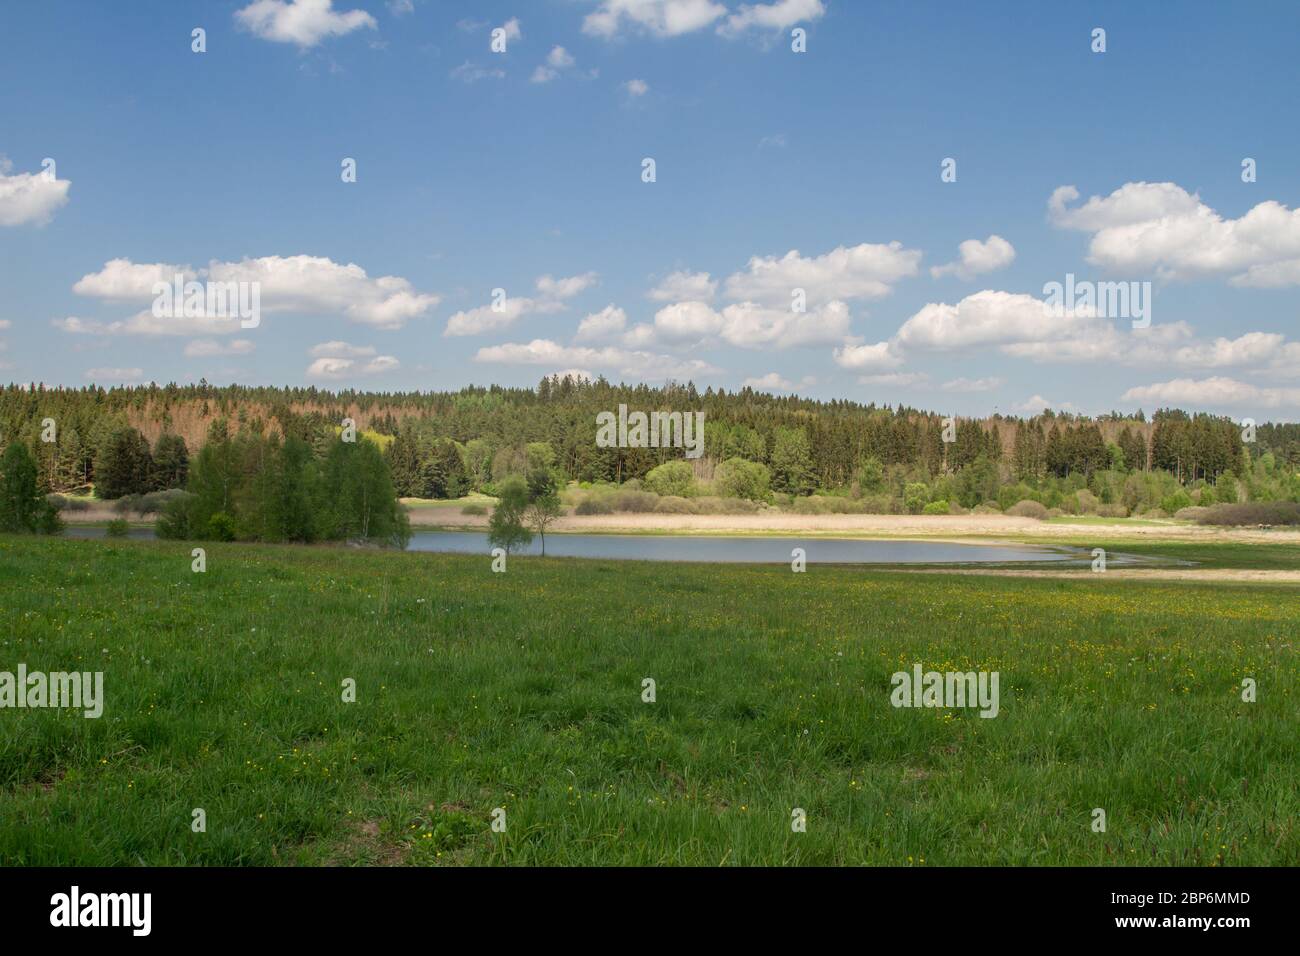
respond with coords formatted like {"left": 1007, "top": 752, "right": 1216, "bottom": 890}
{"left": 474, "top": 338, "right": 720, "bottom": 381}
{"left": 584, "top": 0, "right": 727, "bottom": 38}
{"left": 1121, "top": 377, "right": 1300, "bottom": 409}
{"left": 718, "top": 0, "right": 824, "bottom": 37}
{"left": 1049, "top": 181, "right": 1300, "bottom": 286}
{"left": 930, "top": 235, "right": 1016, "bottom": 280}
{"left": 724, "top": 241, "right": 921, "bottom": 307}
{"left": 0, "top": 157, "right": 71, "bottom": 227}
{"left": 306, "top": 341, "right": 399, "bottom": 379}
{"left": 234, "top": 0, "right": 377, "bottom": 48}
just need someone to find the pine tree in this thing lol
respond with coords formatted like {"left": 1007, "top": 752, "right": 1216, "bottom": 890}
{"left": 0, "top": 442, "right": 61, "bottom": 534}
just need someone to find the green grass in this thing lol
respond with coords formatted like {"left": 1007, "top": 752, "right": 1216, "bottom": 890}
{"left": 1046, "top": 539, "right": 1300, "bottom": 571}
{"left": 0, "top": 535, "right": 1295, "bottom": 866}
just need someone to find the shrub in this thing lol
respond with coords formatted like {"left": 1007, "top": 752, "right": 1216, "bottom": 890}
{"left": 1174, "top": 506, "right": 1211, "bottom": 522}
{"left": 1074, "top": 489, "right": 1100, "bottom": 514}
{"left": 1096, "top": 503, "right": 1128, "bottom": 518}
{"left": 47, "top": 494, "right": 90, "bottom": 512}
{"left": 653, "top": 495, "right": 697, "bottom": 514}
{"left": 922, "top": 500, "right": 949, "bottom": 515}
{"left": 972, "top": 503, "right": 1001, "bottom": 515}
{"left": 155, "top": 493, "right": 195, "bottom": 539}
{"left": 1046, "top": 508, "right": 1065, "bottom": 518}
{"left": 714, "top": 458, "right": 771, "bottom": 502}
{"left": 857, "top": 494, "right": 895, "bottom": 514}
{"left": 611, "top": 490, "right": 659, "bottom": 513}
{"left": 460, "top": 503, "right": 487, "bottom": 516}
{"left": 643, "top": 461, "right": 697, "bottom": 498}
{"left": 207, "top": 512, "right": 237, "bottom": 542}
{"left": 136, "top": 489, "right": 187, "bottom": 515}
{"left": 903, "top": 482, "right": 929, "bottom": 515}
{"left": 105, "top": 517, "right": 130, "bottom": 538}
{"left": 692, "top": 495, "right": 761, "bottom": 515}
{"left": 574, "top": 496, "right": 614, "bottom": 515}
{"left": 1197, "top": 502, "right": 1300, "bottom": 526}
{"left": 791, "top": 495, "right": 864, "bottom": 515}
{"left": 1006, "top": 499, "right": 1049, "bottom": 520}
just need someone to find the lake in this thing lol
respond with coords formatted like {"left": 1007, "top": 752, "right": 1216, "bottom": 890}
{"left": 64, "top": 526, "right": 1111, "bottom": 565}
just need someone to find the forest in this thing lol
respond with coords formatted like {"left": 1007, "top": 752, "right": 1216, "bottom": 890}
{"left": 1, "top": 376, "right": 1298, "bottom": 524}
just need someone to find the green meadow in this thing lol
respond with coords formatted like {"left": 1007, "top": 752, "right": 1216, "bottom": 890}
{"left": 0, "top": 535, "right": 1295, "bottom": 866}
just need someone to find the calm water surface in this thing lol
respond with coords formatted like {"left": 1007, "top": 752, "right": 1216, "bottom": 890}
{"left": 66, "top": 526, "right": 1101, "bottom": 565}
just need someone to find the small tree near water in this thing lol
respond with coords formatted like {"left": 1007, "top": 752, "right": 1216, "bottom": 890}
{"left": 488, "top": 475, "right": 533, "bottom": 556}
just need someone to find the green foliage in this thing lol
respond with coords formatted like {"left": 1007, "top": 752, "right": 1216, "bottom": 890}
{"left": 94, "top": 427, "right": 154, "bottom": 499}
{"left": 643, "top": 460, "right": 696, "bottom": 498}
{"left": 207, "top": 512, "right": 237, "bottom": 542}
{"left": 317, "top": 438, "right": 411, "bottom": 548}
{"left": 903, "top": 482, "right": 929, "bottom": 514}
{"left": 151, "top": 433, "right": 189, "bottom": 489}
{"left": 714, "top": 458, "right": 770, "bottom": 502}
{"left": 0, "top": 442, "right": 62, "bottom": 534}
{"left": 0, "top": 380, "right": 1290, "bottom": 523}
{"left": 104, "top": 517, "right": 130, "bottom": 538}
{"left": 155, "top": 493, "right": 194, "bottom": 540}
{"left": 855, "top": 456, "right": 885, "bottom": 494}
{"left": 922, "top": 500, "right": 949, "bottom": 515}
{"left": 770, "top": 427, "right": 814, "bottom": 495}
{"left": 155, "top": 421, "right": 408, "bottom": 548}
{"left": 488, "top": 475, "right": 533, "bottom": 555}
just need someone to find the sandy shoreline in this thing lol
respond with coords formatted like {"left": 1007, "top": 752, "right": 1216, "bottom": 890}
{"left": 401, "top": 509, "right": 1300, "bottom": 544}
{"left": 60, "top": 505, "right": 1300, "bottom": 544}
{"left": 894, "top": 567, "right": 1300, "bottom": 585}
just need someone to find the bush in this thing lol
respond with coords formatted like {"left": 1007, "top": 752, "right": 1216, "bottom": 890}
{"left": 460, "top": 503, "right": 487, "bottom": 516}
{"left": 692, "top": 495, "right": 761, "bottom": 515}
{"left": 155, "top": 493, "right": 195, "bottom": 539}
{"left": 791, "top": 495, "right": 865, "bottom": 515}
{"left": 114, "top": 488, "right": 187, "bottom": 517}
{"left": 714, "top": 458, "right": 771, "bottom": 502}
{"left": 1006, "top": 499, "right": 1049, "bottom": 520}
{"left": 574, "top": 496, "right": 614, "bottom": 515}
{"left": 653, "top": 495, "right": 697, "bottom": 514}
{"left": 1174, "top": 506, "right": 1211, "bottom": 522}
{"left": 105, "top": 517, "right": 130, "bottom": 538}
{"left": 611, "top": 490, "right": 659, "bottom": 513}
{"left": 1096, "top": 503, "right": 1128, "bottom": 518}
{"left": 643, "top": 461, "right": 697, "bottom": 498}
{"left": 1074, "top": 490, "right": 1100, "bottom": 514}
{"left": 1197, "top": 502, "right": 1300, "bottom": 527}
{"left": 922, "top": 500, "right": 949, "bottom": 515}
{"left": 973, "top": 503, "right": 1001, "bottom": 514}
{"left": 903, "top": 482, "right": 929, "bottom": 515}
{"left": 207, "top": 512, "right": 237, "bottom": 542}
{"left": 47, "top": 494, "right": 90, "bottom": 512}
{"left": 1046, "top": 508, "right": 1065, "bottom": 518}
{"left": 136, "top": 489, "right": 187, "bottom": 515}
{"left": 857, "top": 494, "right": 896, "bottom": 514}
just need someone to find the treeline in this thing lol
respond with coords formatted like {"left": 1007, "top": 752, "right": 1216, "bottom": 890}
{"left": 1, "top": 377, "right": 1296, "bottom": 504}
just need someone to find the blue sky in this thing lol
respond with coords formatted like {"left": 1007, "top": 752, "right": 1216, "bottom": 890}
{"left": 1, "top": 0, "right": 1298, "bottom": 419}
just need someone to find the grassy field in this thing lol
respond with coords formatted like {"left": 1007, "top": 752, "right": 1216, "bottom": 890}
{"left": 0, "top": 534, "right": 1295, "bottom": 866}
